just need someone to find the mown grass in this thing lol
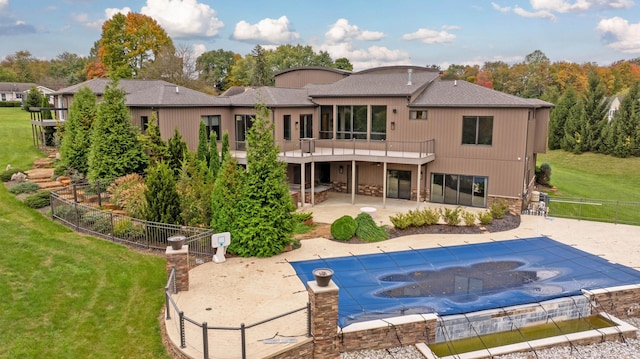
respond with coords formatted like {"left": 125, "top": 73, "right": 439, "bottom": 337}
{"left": 537, "top": 150, "right": 640, "bottom": 224}
{"left": 0, "top": 108, "right": 170, "bottom": 358}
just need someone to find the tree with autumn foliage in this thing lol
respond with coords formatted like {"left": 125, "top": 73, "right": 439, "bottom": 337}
{"left": 93, "top": 12, "right": 174, "bottom": 79}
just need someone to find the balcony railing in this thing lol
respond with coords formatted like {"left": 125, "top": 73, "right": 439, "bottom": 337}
{"left": 269, "top": 138, "right": 435, "bottom": 160}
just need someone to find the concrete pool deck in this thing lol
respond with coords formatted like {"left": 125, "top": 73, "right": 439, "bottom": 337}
{"left": 164, "top": 195, "right": 640, "bottom": 359}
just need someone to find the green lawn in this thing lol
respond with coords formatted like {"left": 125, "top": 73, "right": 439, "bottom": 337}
{"left": 0, "top": 108, "right": 170, "bottom": 358}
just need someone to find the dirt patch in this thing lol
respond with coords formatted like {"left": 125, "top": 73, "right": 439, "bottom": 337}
{"left": 296, "top": 213, "right": 521, "bottom": 243}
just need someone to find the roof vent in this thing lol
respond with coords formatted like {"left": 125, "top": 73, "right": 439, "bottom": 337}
{"left": 175, "top": 86, "right": 179, "bottom": 94}
{"left": 407, "top": 68, "right": 413, "bottom": 86}
{"left": 454, "top": 80, "right": 457, "bottom": 86}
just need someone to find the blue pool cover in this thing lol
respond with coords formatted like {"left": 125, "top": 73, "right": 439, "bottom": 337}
{"left": 289, "top": 236, "right": 640, "bottom": 327}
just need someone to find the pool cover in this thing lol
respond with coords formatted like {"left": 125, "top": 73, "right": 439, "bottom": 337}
{"left": 289, "top": 236, "right": 640, "bottom": 327}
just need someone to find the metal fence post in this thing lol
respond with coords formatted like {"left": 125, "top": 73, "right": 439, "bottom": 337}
{"left": 615, "top": 201, "right": 619, "bottom": 224}
{"left": 307, "top": 302, "right": 312, "bottom": 337}
{"left": 578, "top": 198, "right": 583, "bottom": 220}
{"left": 96, "top": 180, "right": 102, "bottom": 207}
{"left": 165, "top": 291, "right": 171, "bottom": 320}
{"left": 179, "top": 311, "right": 186, "bottom": 348}
{"left": 50, "top": 193, "right": 55, "bottom": 220}
{"left": 74, "top": 201, "right": 80, "bottom": 230}
{"left": 73, "top": 183, "right": 77, "bottom": 203}
{"left": 202, "top": 322, "right": 209, "bottom": 359}
{"left": 241, "top": 323, "right": 246, "bottom": 359}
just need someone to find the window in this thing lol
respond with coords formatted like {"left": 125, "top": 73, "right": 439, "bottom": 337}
{"left": 410, "top": 110, "right": 428, "bottom": 120}
{"left": 16, "top": 93, "right": 23, "bottom": 99}
{"left": 300, "top": 114, "right": 312, "bottom": 138}
{"left": 234, "top": 114, "right": 254, "bottom": 150}
{"left": 141, "top": 116, "right": 149, "bottom": 133}
{"left": 462, "top": 116, "right": 493, "bottom": 145}
{"left": 431, "top": 173, "right": 487, "bottom": 208}
{"left": 337, "top": 105, "right": 367, "bottom": 139}
{"left": 371, "top": 106, "right": 387, "bottom": 140}
{"left": 202, "top": 115, "right": 221, "bottom": 141}
{"left": 320, "top": 105, "right": 333, "bottom": 139}
{"left": 283, "top": 115, "right": 291, "bottom": 141}
{"left": 1, "top": 94, "right": 5, "bottom": 101}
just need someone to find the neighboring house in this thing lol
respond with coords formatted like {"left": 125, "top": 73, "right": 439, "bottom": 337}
{"left": 607, "top": 96, "right": 620, "bottom": 122}
{"left": 0, "top": 82, "right": 54, "bottom": 103}
{"left": 53, "top": 66, "right": 553, "bottom": 211}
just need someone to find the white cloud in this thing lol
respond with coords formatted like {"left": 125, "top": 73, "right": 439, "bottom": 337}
{"left": 492, "top": 2, "right": 512, "bottom": 12}
{"left": 402, "top": 27, "right": 457, "bottom": 44}
{"left": 0, "top": 0, "right": 8, "bottom": 11}
{"left": 597, "top": 16, "right": 640, "bottom": 53}
{"left": 231, "top": 16, "right": 299, "bottom": 44}
{"left": 319, "top": 42, "right": 409, "bottom": 71}
{"left": 513, "top": 6, "right": 557, "bottom": 20}
{"left": 192, "top": 43, "right": 207, "bottom": 58}
{"left": 105, "top": 7, "right": 131, "bottom": 19}
{"left": 324, "top": 18, "right": 384, "bottom": 44}
{"left": 141, "top": 0, "right": 224, "bottom": 38}
{"left": 531, "top": 0, "right": 634, "bottom": 12}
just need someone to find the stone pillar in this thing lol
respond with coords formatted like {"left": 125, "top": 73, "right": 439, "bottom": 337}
{"left": 166, "top": 245, "right": 189, "bottom": 292}
{"left": 308, "top": 280, "right": 339, "bottom": 359}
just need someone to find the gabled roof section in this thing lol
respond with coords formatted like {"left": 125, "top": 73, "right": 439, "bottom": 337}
{"left": 413, "top": 79, "right": 554, "bottom": 108}
{"left": 0, "top": 82, "right": 41, "bottom": 92}
{"left": 274, "top": 66, "right": 351, "bottom": 77}
{"left": 227, "top": 87, "right": 313, "bottom": 107}
{"left": 52, "top": 78, "right": 227, "bottom": 107}
{"left": 307, "top": 66, "right": 439, "bottom": 97}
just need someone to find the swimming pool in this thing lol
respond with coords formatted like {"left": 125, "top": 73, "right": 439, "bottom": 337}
{"left": 289, "top": 236, "right": 640, "bottom": 327}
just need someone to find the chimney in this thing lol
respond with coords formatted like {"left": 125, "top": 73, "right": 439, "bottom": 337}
{"left": 407, "top": 68, "right": 413, "bottom": 86}
{"left": 175, "top": 86, "right": 179, "bottom": 94}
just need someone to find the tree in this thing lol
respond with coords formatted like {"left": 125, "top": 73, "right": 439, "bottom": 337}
{"left": 210, "top": 157, "right": 244, "bottom": 234}
{"left": 209, "top": 131, "right": 220, "bottom": 179}
{"left": 59, "top": 87, "right": 97, "bottom": 175}
{"left": 24, "top": 87, "right": 42, "bottom": 110}
{"left": 138, "top": 112, "right": 168, "bottom": 165}
{"left": 145, "top": 162, "right": 181, "bottom": 224}
{"left": 220, "top": 131, "right": 231, "bottom": 163}
{"left": 196, "top": 120, "right": 209, "bottom": 164}
{"left": 582, "top": 72, "right": 608, "bottom": 153}
{"left": 177, "top": 153, "right": 212, "bottom": 227}
{"left": 98, "top": 12, "right": 174, "bottom": 79}
{"left": 251, "top": 45, "right": 270, "bottom": 86}
{"left": 40, "top": 96, "right": 52, "bottom": 119}
{"left": 87, "top": 79, "right": 148, "bottom": 181}
{"left": 139, "top": 44, "right": 201, "bottom": 89}
{"left": 167, "top": 128, "right": 188, "bottom": 177}
{"left": 46, "top": 52, "right": 88, "bottom": 88}
{"left": 549, "top": 87, "right": 579, "bottom": 150}
{"left": 196, "top": 49, "right": 237, "bottom": 92}
{"left": 608, "top": 82, "right": 640, "bottom": 157}
{"left": 523, "top": 50, "right": 551, "bottom": 98}
{"left": 232, "top": 104, "right": 295, "bottom": 257}
{"left": 333, "top": 57, "right": 353, "bottom": 71}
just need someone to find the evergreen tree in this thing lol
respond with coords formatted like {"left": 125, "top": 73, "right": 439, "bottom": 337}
{"left": 24, "top": 87, "right": 42, "bottom": 110}
{"left": 232, "top": 104, "right": 295, "bottom": 257}
{"left": 582, "top": 73, "right": 608, "bottom": 153}
{"left": 196, "top": 120, "right": 209, "bottom": 164}
{"left": 220, "top": 130, "right": 231, "bottom": 163}
{"left": 59, "top": 87, "right": 97, "bottom": 175}
{"left": 40, "top": 96, "right": 53, "bottom": 119}
{"left": 87, "top": 79, "right": 148, "bottom": 182}
{"left": 138, "top": 112, "right": 168, "bottom": 165}
{"left": 549, "top": 87, "right": 578, "bottom": 150}
{"left": 167, "top": 128, "right": 188, "bottom": 177}
{"left": 610, "top": 82, "right": 640, "bottom": 157}
{"left": 208, "top": 130, "right": 220, "bottom": 179}
{"left": 145, "top": 162, "right": 181, "bottom": 224}
{"left": 562, "top": 98, "right": 585, "bottom": 154}
{"left": 210, "top": 157, "right": 244, "bottom": 234}
{"left": 177, "top": 153, "right": 213, "bottom": 227}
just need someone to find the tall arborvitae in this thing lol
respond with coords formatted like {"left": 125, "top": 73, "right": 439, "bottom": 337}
{"left": 582, "top": 73, "right": 608, "bottom": 153}
{"left": 549, "top": 87, "right": 578, "bottom": 150}
{"left": 59, "top": 86, "right": 97, "bottom": 175}
{"left": 196, "top": 120, "right": 209, "bottom": 165}
{"left": 210, "top": 157, "right": 244, "bottom": 234}
{"left": 609, "top": 82, "right": 640, "bottom": 158}
{"left": 231, "top": 104, "right": 295, "bottom": 257}
{"left": 208, "top": 131, "right": 220, "bottom": 179}
{"left": 220, "top": 130, "right": 231, "bottom": 163}
{"left": 138, "top": 112, "right": 168, "bottom": 165}
{"left": 145, "top": 162, "right": 181, "bottom": 224}
{"left": 177, "top": 153, "right": 212, "bottom": 227}
{"left": 87, "top": 79, "right": 148, "bottom": 182}
{"left": 167, "top": 128, "right": 187, "bottom": 177}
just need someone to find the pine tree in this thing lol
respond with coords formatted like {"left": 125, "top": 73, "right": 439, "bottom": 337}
{"left": 208, "top": 130, "right": 220, "bottom": 179}
{"left": 87, "top": 79, "right": 148, "bottom": 182}
{"left": 561, "top": 99, "right": 585, "bottom": 154}
{"left": 167, "top": 128, "right": 187, "bottom": 177}
{"left": 232, "top": 104, "right": 295, "bottom": 257}
{"left": 177, "top": 153, "right": 213, "bottom": 227}
{"left": 582, "top": 73, "right": 608, "bottom": 153}
{"left": 196, "top": 120, "right": 209, "bottom": 165}
{"left": 220, "top": 130, "right": 231, "bottom": 163}
{"left": 138, "top": 112, "right": 168, "bottom": 165}
{"left": 145, "top": 162, "right": 181, "bottom": 224}
{"left": 59, "top": 86, "right": 97, "bottom": 175}
{"left": 610, "top": 82, "right": 640, "bottom": 158}
{"left": 549, "top": 87, "right": 578, "bottom": 150}
{"left": 210, "top": 157, "right": 244, "bottom": 235}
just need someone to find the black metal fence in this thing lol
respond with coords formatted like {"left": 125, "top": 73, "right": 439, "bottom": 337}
{"left": 165, "top": 267, "right": 311, "bottom": 359}
{"left": 547, "top": 197, "right": 640, "bottom": 225}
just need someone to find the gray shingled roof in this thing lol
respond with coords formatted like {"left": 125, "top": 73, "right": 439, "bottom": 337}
{"left": 307, "top": 66, "right": 439, "bottom": 97}
{"left": 52, "top": 78, "right": 226, "bottom": 107}
{"left": 413, "top": 79, "right": 554, "bottom": 108}
{"left": 227, "top": 87, "right": 313, "bottom": 107}
{"left": 0, "top": 82, "right": 42, "bottom": 92}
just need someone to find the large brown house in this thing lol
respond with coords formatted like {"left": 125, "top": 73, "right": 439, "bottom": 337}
{"left": 52, "top": 66, "right": 552, "bottom": 211}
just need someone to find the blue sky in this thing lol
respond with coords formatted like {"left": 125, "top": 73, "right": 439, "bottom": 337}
{"left": 1, "top": 0, "right": 639, "bottom": 71}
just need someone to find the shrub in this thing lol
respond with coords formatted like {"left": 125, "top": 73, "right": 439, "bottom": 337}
{"left": 9, "top": 182, "right": 39, "bottom": 194}
{"left": 355, "top": 213, "right": 388, "bottom": 242}
{"left": 330, "top": 215, "right": 357, "bottom": 241}
{"left": 439, "top": 206, "right": 462, "bottom": 226}
{"left": 24, "top": 191, "right": 51, "bottom": 208}
{"left": 419, "top": 208, "right": 440, "bottom": 226}
{"left": 477, "top": 210, "right": 493, "bottom": 225}
{"left": 490, "top": 199, "right": 509, "bottom": 219}
{"left": 535, "top": 162, "right": 552, "bottom": 186}
{"left": 53, "top": 204, "right": 88, "bottom": 223}
{"left": 292, "top": 211, "right": 313, "bottom": 223}
{"left": 1, "top": 167, "right": 22, "bottom": 182}
{"left": 80, "top": 212, "right": 113, "bottom": 234}
{"left": 407, "top": 209, "right": 426, "bottom": 227}
{"left": 107, "top": 174, "right": 147, "bottom": 219}
{"left": 390, "top": 212, "right": 412, "bottom": 229}
{"left": 113, "top": 218, "right": 145, "bottom": 239}
{"left": 462, "top": 210, "right": 476, "bottom": 227}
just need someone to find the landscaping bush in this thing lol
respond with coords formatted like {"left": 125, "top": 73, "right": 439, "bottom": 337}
{"left": 113, "top": 218, "right": 145, "bottom": 239}
{"left": 1, "top": 167, "right": 22, "bottom": 182}
{"left": 292, "top": 211, "right": 313, "bottom": 223}
{"left": 9, "top": 182, "right": 39, "bottom": 194}
{"left": 535, "top": 162, "right": 552, "bottom": 186}
{"left": 23, "top": 191, "right": 51, "bottom": 208}
{"left": 462, "top": 210, "right": 476, "bottom": 226}
{"left": 80, "top": 212, "right": 113, "bottom": 234}
{"left": 390, "top": 212, "right": 412, "bottom": 229}
{"left": 330, "top": 215, "right": 357, "bottom": 241}
{"left": 490, "top": 199, "right": 509, "bottom": 219}
{"left": 439, "top": 206, "right": 462, "bottom": 226}
{"left": 107, "top": 174, "right": 147, "bottom": 219}
{"left": 477, "top": 210, "right": 493, "bottom": 225}
{"left": 355, "top": 212, "right": 388, "bottom": 242}
{"left": 418, "top": 208, "right": 440, "bottom": 226}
